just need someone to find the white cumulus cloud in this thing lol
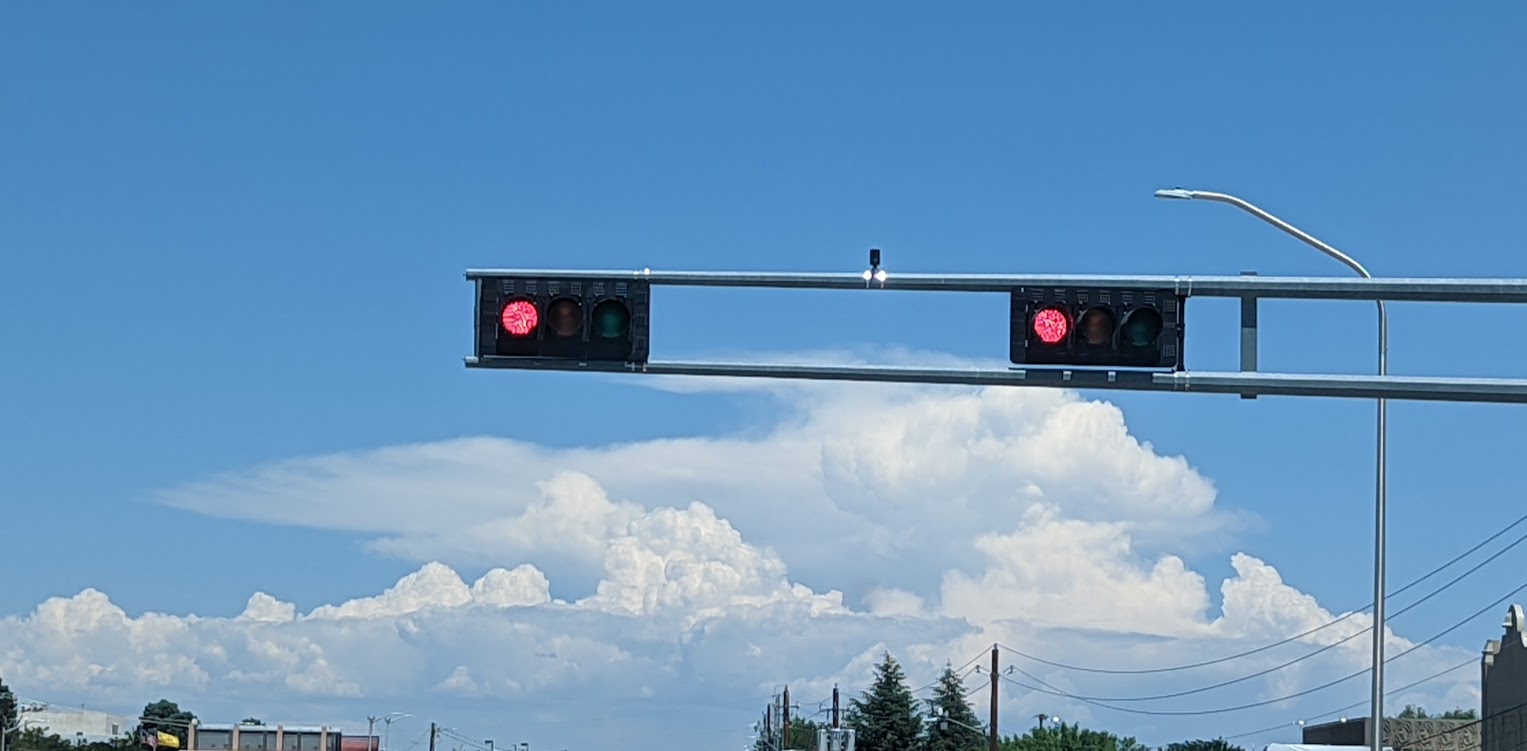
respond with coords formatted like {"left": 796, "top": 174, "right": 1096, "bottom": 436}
{"left": 0, "top": 376, "right": 1488, "bottom": 751}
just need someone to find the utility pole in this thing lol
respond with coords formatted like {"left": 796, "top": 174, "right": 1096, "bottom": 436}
{"left": 831, "top": 685, "right": 840, "bottom": 729}
{"left": 428, "top": 724, "right": 436, "bottom": 751}
{"left": 989, "top": 646, "right": 999, "bottom": 751}
{"left": 782, "top": 687, "right": 790, "bottom": 751}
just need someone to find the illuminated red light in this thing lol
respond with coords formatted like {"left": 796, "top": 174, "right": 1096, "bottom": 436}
{"left": 1032, "top": 308, "right": 1070, "bottom": 345}
{"left": 500, "top": 300, "right": 539, "bottom": 337}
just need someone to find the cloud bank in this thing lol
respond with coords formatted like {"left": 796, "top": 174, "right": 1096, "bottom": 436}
{"left": 0, "top": 377, "right": 1482, "bottom": 751}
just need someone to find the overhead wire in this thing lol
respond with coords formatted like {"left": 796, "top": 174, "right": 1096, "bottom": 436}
{"left": 1218, "top": 657, "right": 1475, "bottom": 740}
{"left": 911, "top": 648, "right": 991, "bottom": 696}
{"left": 997, "top": 510, "right": 1527, "bottom": 676}
{"left": 1383, "top": 697, "right": 1527, "bottom": 750}
{"left": 998, "top": 523, "right": 1527, "bottom": 702}
{"left": 5, "top": 695, "right": 203, "bottom": 730}
{"left": 997, "top": 575, "right": 1527, "bottom": 716}
{"left": 435, "top": 727, "right": 490, "bottom": 751}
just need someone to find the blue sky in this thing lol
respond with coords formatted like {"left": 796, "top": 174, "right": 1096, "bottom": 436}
{"left": 4, "top": 3, "right": 1527, "bottom": 750}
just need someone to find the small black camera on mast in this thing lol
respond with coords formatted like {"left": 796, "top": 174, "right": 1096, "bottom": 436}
{"left": 862, "top": 248, "right": 887, "bottom": 288}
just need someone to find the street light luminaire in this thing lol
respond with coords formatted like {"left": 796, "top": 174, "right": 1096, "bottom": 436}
{"left": 1153, "top": 188, "right": 1195, "bottom": 200}
{"left": 1154, "top": 186, "right": 1388, "bottom": 751}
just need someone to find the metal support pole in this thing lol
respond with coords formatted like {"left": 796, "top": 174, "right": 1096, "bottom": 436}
{"left": 466, "top": 357, "right": 1527, "bottom": 405}
{"left": 1156, "top": 188, "right": 1387, "bottom": 751}
{"left": 1240, "top": 270, "right": 1259, "bottom": 399}
{"left": 466, "top": 267, "right": 1527, "bottom": 302}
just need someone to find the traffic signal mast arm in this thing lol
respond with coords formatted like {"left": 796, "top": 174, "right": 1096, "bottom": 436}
{"left": 466, "top": 357, "right": 1527, "bottom": 405}
{"left": 465, "top": 268, "right": 1527, "bottom": 303}
{"left": 465, "top": 268, "right": 1527, "bottom": 405}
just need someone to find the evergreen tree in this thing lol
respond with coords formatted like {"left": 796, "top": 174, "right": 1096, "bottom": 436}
{"left": 923, "top": 663, "right": 984, "bottom": 751}
{"left": 846, "top": 652, "right": 925, "bottom": 751}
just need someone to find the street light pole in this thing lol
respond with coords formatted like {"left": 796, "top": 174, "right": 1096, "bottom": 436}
{"left": 1156, "top": 188, "right": 1388, "bottom": 751}
{"left": 380, "top": 713, "right": 411, "bottom": 751}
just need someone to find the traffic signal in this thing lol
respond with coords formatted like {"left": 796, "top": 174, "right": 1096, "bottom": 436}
{"left": 473, "top": 275, "right": 651, "bottom": 363}
{"left": 1009, "top": 286, "right": 1184, "bottom": 370}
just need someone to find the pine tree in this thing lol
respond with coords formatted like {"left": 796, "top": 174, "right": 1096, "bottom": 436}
{"left": 923, "top": 663, "right": 985, "bottom": 751}
{"left": 846, "top": 652, "right": 925, "bottom": 751}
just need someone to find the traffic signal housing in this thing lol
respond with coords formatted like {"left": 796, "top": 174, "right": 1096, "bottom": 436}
{"left": 1010, "top": 286, "right": 1184, "bottom": 370}
{"left": 473, "top": 275, "right": 651, "bottom": 364}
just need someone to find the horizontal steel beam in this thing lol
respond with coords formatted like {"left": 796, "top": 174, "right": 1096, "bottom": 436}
{"left": 464, "top": 357, "right": 1527, "bottom": 405}
{"left": 464, "top": 268, "right": 1527, "bottom": 303}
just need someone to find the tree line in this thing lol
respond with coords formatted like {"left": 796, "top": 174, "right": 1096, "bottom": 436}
{"left": 2, "top": 676, "right": 199, "bottom": 751}
{"left": 760, "top": 653, "right": 1479, "bottom": 751}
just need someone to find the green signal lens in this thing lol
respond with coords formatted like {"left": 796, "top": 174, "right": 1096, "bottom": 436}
{"left": 1119, "top": 308, "right": 1164, "bottom": 347}
{"left": 591, "top": 300, "right": 631, "bottom": 339}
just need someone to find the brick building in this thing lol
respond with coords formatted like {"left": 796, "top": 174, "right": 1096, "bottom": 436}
{"left": 188, "top": 724, "right": 344, "bottom": 751}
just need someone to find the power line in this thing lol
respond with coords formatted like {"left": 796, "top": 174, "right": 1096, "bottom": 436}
{"left": 910, "top": 648, "right": 993, "bottom": 696}
{"left": 435, "top": 727, "right": 489, "bottom": 751}
{"left": 998, "top": 575, "right": 1527, "bottom": 716}
{"left": 1386, "top": 696, "right": 1527, "bottom": 750}
{"left": 1219, "top": 657, "right": 1475, "bottom": 740}
{"left": 998, "top": 510, "right": 1527, "bottom": 676}
{"left": 999, "top": 524, "right": 1526, "bottom": 702}
{"left": 917, "top": 662, "right": 985, "bottom": 698}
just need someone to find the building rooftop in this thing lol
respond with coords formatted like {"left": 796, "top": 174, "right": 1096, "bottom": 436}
{"left": 196, "top": 725, "right": 342, "bottom": 734}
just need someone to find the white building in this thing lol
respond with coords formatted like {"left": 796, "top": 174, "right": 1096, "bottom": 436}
{"left": 18, "top": 706, "right": 133, "bottom": 745}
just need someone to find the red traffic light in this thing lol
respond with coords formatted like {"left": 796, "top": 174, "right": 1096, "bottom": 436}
{"left": 500, "top": 300, "right": 539, "bottom": 337}
{"left": 474, "top": 275, "right": 652, "bottom": 364}
{"left": 1032, "top": 307, "right": 1070, "bottom": 345}
{"left": 1010, "top": 286, "right": 1184, "bottom": 370}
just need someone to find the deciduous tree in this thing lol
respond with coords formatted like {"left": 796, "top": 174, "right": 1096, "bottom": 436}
{"left": 998, "top": 722, "right": 1150, "bottom": 751}
{"left": 0, "top": 676, "right": 16, "bottom": 750}
{"left": 136, "top": 700, "right": 197, "bottom": 748}
{"left": 1162, "top": 739, "right": 1246, "bottom": 751}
